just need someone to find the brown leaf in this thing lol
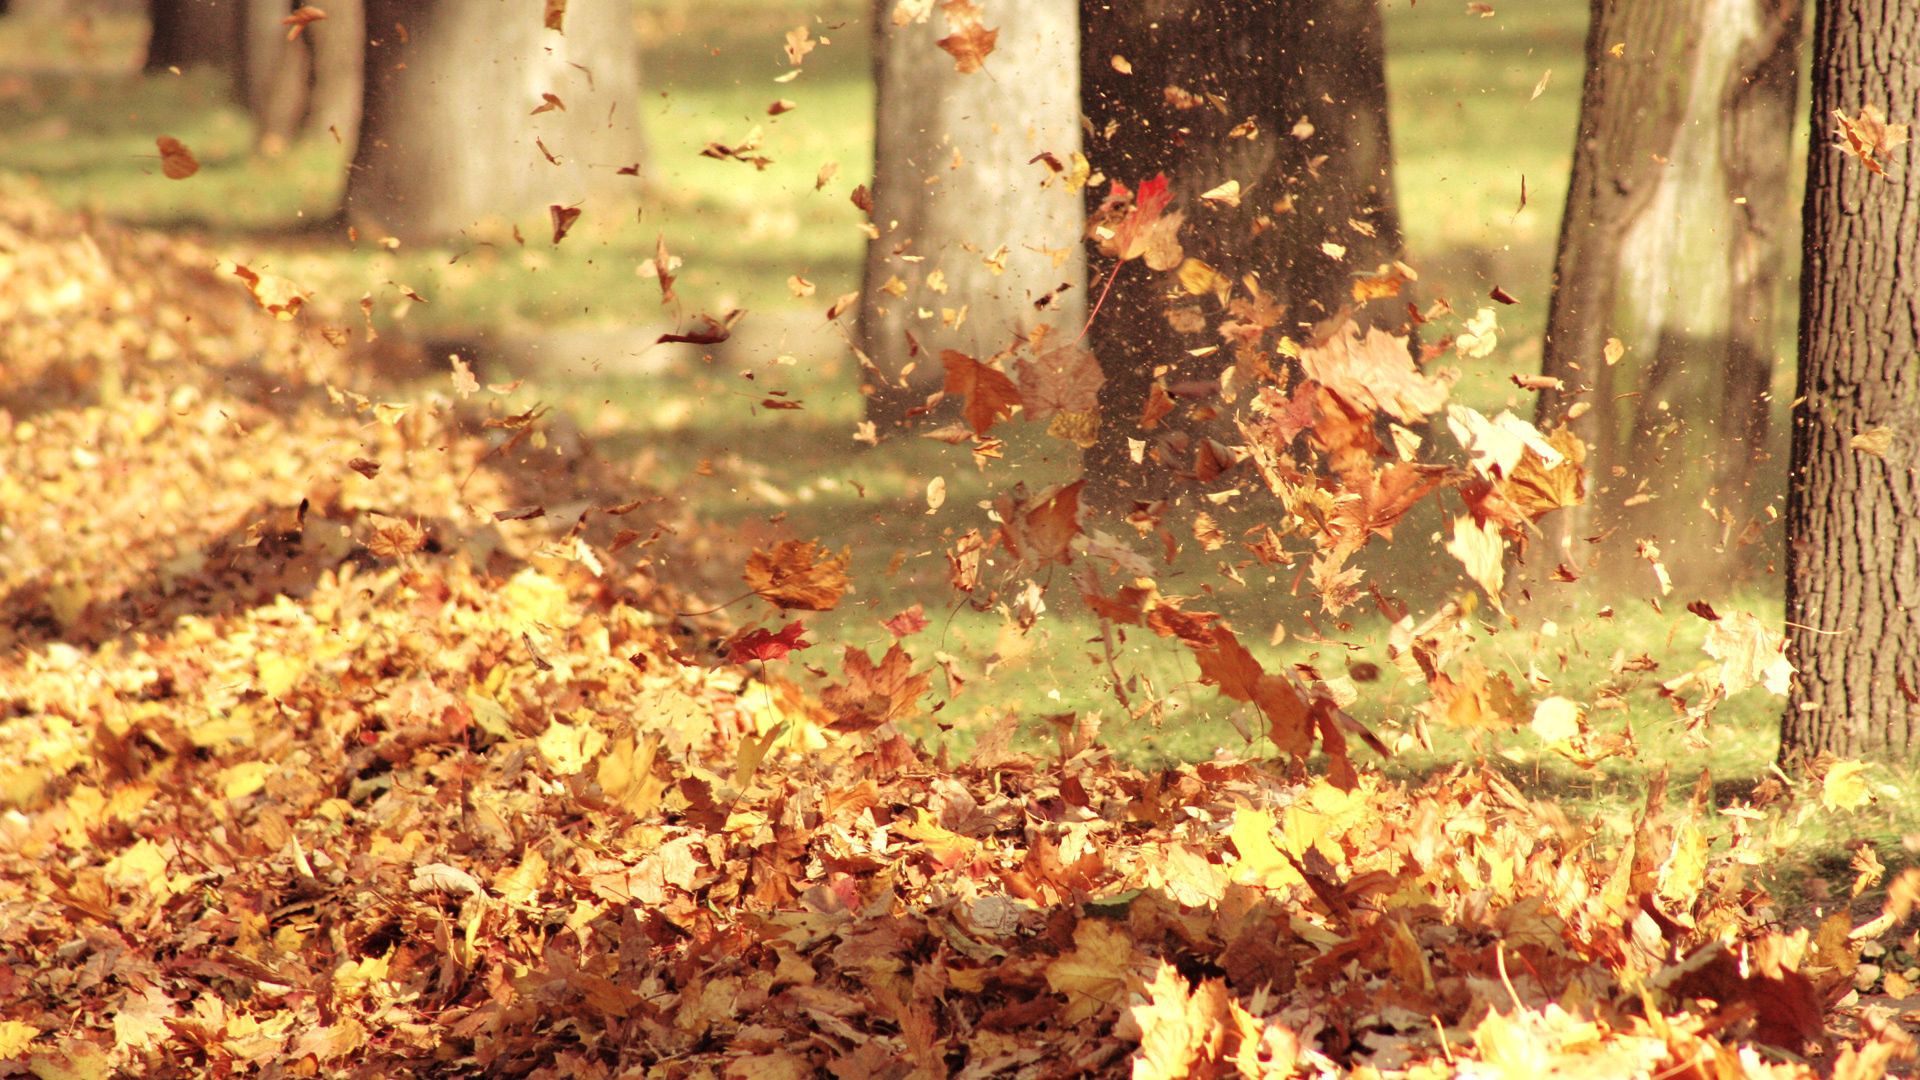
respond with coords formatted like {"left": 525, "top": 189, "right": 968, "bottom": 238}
{"left": 994, "top": 479, "right": 1084, "bottom": 567}
{"left": 1835, "top": 105, "right": 1909, "bottom": 176}
{"left": 543, "top": 0, "right": 566, "bottom": 31}
{"left": 156, "top": 136, "right": 199, "bottom": 179}
{"left": 942, "top": 350, "right": 1022, "bottom": 436}
{"left": 1300, "top": 325, "right": 1452, "bottom": 424}
{"left": 530, "top": 92, "right": 565, "bottom": 115}
{"left": 745, "top": 539, "right": 851, "bottom": 611}
{"left": 822, "top": 644, "right": 930, "bottom": 730}
{"left": 1016, "top": 343, "right": 1103, "bottom": 421}
{"left": 937, "top": 21, "right": 998, "bottom": 73}
{"left": 548, "top": 204, "right": 581, "bottom": 243}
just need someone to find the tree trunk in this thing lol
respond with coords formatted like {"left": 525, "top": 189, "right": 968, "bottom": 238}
{"left": 240, "top": 0, "right": 363, "bottom": 155}
{"left": 1780, "top": 0, "right": 1920, "bottom": 761}
{"left": 145, "top": 0, "right": 242, "bottom": 83}
{"left": 346, "top": 0, "right": 644, "bottom": 245}
{"left": 1535, "top": 0, "right": 1802, "bottom": 588}
{"left": 857, "top": 0, "right": 1084, "bottom": 427}
{"left": 1079, "top": 0, "right": 1406, "bottom": 505}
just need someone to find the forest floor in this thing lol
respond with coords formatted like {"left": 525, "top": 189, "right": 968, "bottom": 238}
{"left": 3, "top": 3, "right": 1915, "bottom": 1077}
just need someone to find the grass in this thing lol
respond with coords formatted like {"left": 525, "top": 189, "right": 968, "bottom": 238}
{"left": 3, "top": 0, "right": 1900, "bottom": 904}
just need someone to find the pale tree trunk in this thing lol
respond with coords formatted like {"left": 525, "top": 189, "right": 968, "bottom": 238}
{"left": 1780, "top": 0, "right": 1920, "bottom": 761}
{"left": 241, "top": 0, "right": 363, "bottom": 155}
{"left": 346, "top": 0, "right": 644, "bottom": 245}
{"left": 145, "top": 0, "right": 242, "bottom": 86}
{"left": 1079, "top": 0, "right": 1406, "bottom": 505}
{"left": 857, "top": 0, "right": 1085, "bottom": 427}
{"left": 1536, "top": 0, "right": 1802, "bottom": 589}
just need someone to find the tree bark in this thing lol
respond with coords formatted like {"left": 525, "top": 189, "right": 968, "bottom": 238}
{"left": 857, "top": 0, "right": 1084, "bottom": 427}
{"left": 346, "top": 0, "right": 644, "bottom": 245}
{"left": 1780, "top": 0, "right": 1920, "bottom": 761}
{"left": 145, "top": 0, "right": 242, "bottom": 84}
{"left": 1079, "top": 0, "right": 1406, "bottom": 505}
{"left": 1534, "top": 0, "right": 1709, "bottom": 573}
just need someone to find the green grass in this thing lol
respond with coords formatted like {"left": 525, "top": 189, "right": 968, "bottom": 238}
{"left": 4, "top": 0, "right": 1896, "bottom": 901}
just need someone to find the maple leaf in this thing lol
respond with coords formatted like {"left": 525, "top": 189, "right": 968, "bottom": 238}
{"left": 281, "top": 5, "right": 326, "bottom": 40}
{"left": 1016, "top": 343, "right": 1103, "bottom": 422}
{"left": 1301, "top": 324, "right": 1452, "bottom": 423}
{"left": 155, "top": 135, "right": 198, "bottom": 179}
{"left": 881, "top": 604, "right": 929, "bottom": 637}
{"left": 1834, "top": 105, "right": 1908, "bottom": 176}
{"left": 1702, "top": 609, "right": 1793, "bottom": 696}
{"left": 745, "top": 540, "right": 851, "bottom": 611}
{"left": 1446, "top": 514, "right": 1506, "bottom": 609}
{"left": 994, "top": 479, "right": 1084, "bottom": 567}
{"left": 941, "top": 350, "right": 1021, "bottom": 436}
{"left": 1101, "top": 175, "right": 1186, "bottom": 270}
{"left": 936, "top": 0, "right": 997, "bottom": 73}
{"left": 725, "top": 620, "right": 811, "bottom": 664}
{"left": 821, "top": 644, "right": 930, "bottom": 730}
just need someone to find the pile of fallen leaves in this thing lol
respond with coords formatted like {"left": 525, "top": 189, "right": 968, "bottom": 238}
{"left": 2, "top": 191, "right": 1916, "bottom": 1079}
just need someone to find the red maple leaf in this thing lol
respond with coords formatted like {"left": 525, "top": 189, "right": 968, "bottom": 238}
{"left": 725, "top": 620, "right": 812, "bottom": 663}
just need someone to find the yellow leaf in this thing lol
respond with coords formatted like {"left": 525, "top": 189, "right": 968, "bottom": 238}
{"left": 1044, "top": 919, "right": 1140, "bottom": 1024}
{"left": 1822, "top": 760, "right": 1874, "bottom": 812}
{"left": 332, "top": 952, "right": 391, "bottom": 997}
{"left": 495, "top": 848, "right": 548, "bottom": 907}
{"left": 217, "top": 761, "right": 272, "bottom": 800}
{"left": 1177, "top": 258, "right": 1231, "bottom": 304}
{"left": 537, "top": 718, "right": 605, "bottom": 776}
{"left": 597, "top": 734, "right": 667, "bottom": 816}
{"left": 1446, "top": 515, "right": 1506, "bottom": 609}
{"left": 0, "top": 1020, "right": 40, "bottom": 1058}
{"left": 1227, "top": 808, "right": 1302, "bottom": 889}
{"left": 255, "top": 652, "right": 305, "bottom": 698}
{"left": 1657, "top": 822, "right": 1709, "bottom": 906}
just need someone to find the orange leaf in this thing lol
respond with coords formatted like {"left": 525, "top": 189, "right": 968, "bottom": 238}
{"left": 994, "top": 479, "right": 1084, "bottom": 567}
{"left": 941, "top": 350, "right": 1021, "bottom": 436}
{"left": 155, "top": 136, "right": 198, "bottom": 179}
{"left": 281, "top": 6, "right": 326, "bottom": 40}
{"left": 744, "top": 539, "right": 851, "bottom": 611}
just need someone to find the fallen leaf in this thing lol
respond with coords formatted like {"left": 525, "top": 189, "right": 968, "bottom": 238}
{"left": 942, "top": 350, "right": 1022, "bottom": 436}
{"left": 156, "top": 136, "right": 198, "bottom": 179}
{"left": 548, "top": 204, "right": 580, "bottom": 243}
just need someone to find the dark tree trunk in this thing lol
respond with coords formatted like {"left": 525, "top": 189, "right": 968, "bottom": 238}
{"left": 346, "top": 0, "right": 644, "bottom": 244}
{"left": 145, "top": 0, "right": 242, "bottom": 83}
{"left": 1535, "top": 0, "right": 1803, "bottom": 589}
{"left": 1079, "top": 0, "right": 1406, "bottom": 505}
{"left": 1780, "top": 0, "right": 1920, "bottom": 760}
{"left": 857, "top": 0, "right": 1084, "bottom": 427}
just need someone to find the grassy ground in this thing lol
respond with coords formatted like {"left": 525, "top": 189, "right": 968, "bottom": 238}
{"left": 3, "top": 1, "right": 1901, "bottom": 900}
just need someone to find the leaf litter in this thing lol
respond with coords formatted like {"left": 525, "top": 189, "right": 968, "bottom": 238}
{"left": 0, "top": 71, "right": 1915, "bottom": 1080}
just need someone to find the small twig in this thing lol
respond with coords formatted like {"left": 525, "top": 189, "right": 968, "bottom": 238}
{"left": 1072, "top": 259, "right": 1124, "bottom": 346}
{"left": 675, "top": 589, "right": 758, "bottom": 618}
{"left": 1099, "top": 616, "right": 1131, "bottom": 709}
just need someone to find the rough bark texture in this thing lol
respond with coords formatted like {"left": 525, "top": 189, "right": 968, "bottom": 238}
{"left": 346, "top": 0, "right": 644, "bottom": 244}
{"left": 1079, "top": 0, "right": 1405, "bottom": 504}
{"left": 858, "top": 0, "right": 1084, "bottom": 426}
{"left": 1780, "top": 0, "right": 1920, "bottom": 760}
{"left": 145, "top": 0, "right": 242, "bottom": 81}
{"left": 1536, "top": 0, "right": 1802, "bottom": 587}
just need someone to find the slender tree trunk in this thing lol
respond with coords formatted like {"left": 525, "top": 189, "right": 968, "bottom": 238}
{"left": 1535, "top": 0, "right": 1709, "bottom": 573}
{"left": 1714, "top": 0, "right": 1804, "bottom": 529}
{"left": 301, "top": 0, "right": 361, "bottom": 151}
{"left": 1536, "top": 0, "right": 1802, "bottom": 590}
{"left": 857, "top": 0, "right": 1084, "bottom": 427}
{"left": 1780, "top": 0, "right": 1920, "bottom": 761}
{"left": 1079, "top": 0, "right": 1406, "bottom": 505}
{"left": 145, "top": 0, "right": 242, "bottom": 85}
{"left": 346, "top": 0, "right": 644, "bottom": 244}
